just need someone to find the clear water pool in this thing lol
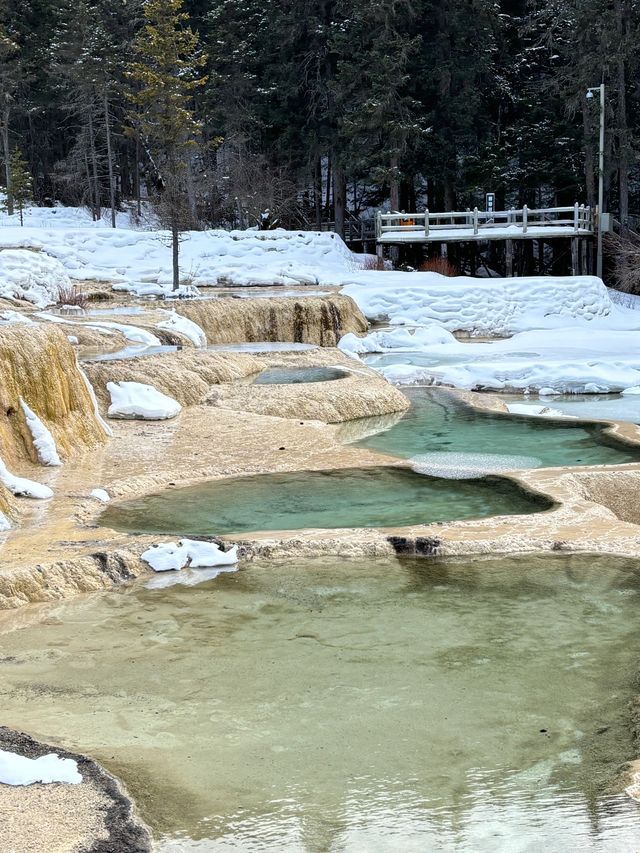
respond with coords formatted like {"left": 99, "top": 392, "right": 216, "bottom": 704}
{"left": 253, "top": 366, "right": 347, "bottom": 385}
{"left": 99, "top": 465, "right": 549, "bottom": 537}
{"left": 2, "top": 554, "right": 640, "bottom": 851}
{"left": 348, "top": 388, "right": 639, "bottom": 469}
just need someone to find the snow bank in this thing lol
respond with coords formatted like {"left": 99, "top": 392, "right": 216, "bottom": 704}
{"left": 0, "top": 749, "right": 81, "bottom": 786}
{"left": 39, "top": 313, "right": 162, "bottom": 347}
{"left": 0, "top": 511, "right": 10, "bottom": 531}
{"left": 107, "top": 381, "right": 182, "bottom": 420}
{"left": 0, "top": 249, "right": 70, "bottom": 308}
{"left": 0, "top": 226, "right": 364, "bottom": 293}
{"left": 342, "top": 273, "right": 613, "bottom": 336}
{"left": 156, "top": 310, "right": 207, "bottom": 347}
{"left": 0, "top": 459, "right": 53, "bottom": 499}
{"left": 141, "top": 539, "right": 239, "bottom": 572}
{"left": 20, "top": 400, "right": 62, "bottom": 466}
{"left": 0, "top": 310, "right": 34, "bottom": 324}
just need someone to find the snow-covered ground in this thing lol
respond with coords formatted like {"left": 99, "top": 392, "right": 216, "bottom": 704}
{"left": 0, "top": 223, "right": 364, "bottom": 293}
{"left": 339, "top": 273, "right": 640, "bottom": 394}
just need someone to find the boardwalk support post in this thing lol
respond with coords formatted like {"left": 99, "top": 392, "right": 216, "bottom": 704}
{"left": 523, "top": 205, "right": 528, "bottom": 234}
{"left": 473, "top": 207, "right": 479, "bottom": 236}
{"left": 574, "top": 203, "right": 579, "bottom": 233}
{"left": 425, "top": 208, "right": 429, "bottom": 237}
{"left": 506, "top": 239, "right": 513, "bottom": 277}
{"left": 571, "top": 237, "right": 578, "bottom": 275}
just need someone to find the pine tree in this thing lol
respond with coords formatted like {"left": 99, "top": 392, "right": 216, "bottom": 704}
{"left": 3, "top": 147, "right": 32, "bottom": 224}
{"left": 127, "top": 0, "right": 207, "bottom": 290}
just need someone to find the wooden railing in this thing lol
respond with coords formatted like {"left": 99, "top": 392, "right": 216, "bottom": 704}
{"left": 376, "top": 204, "right": 594, "bottom": 239}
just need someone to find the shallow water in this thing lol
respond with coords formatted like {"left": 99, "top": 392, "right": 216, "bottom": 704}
{"left": 350, "top": 388, "right": 639, "bottom": 469}
{"left": 2, "top": 554, "right": 640, "bottom": 851}
{"left": 100, "top": 465, "right": 548, "bottom": 536}
{"left": 508, "top": 393, "right": 640, "bottom": 425}
{"left": 253, "top": 366, "right": 348, "bottom": 385}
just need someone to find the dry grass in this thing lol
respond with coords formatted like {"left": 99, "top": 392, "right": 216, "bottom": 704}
{"left": 57, "top": 284, "right": 88, "bottom": 309}
{"left": 419, "top": 257, "right": 459, "bottom": 276}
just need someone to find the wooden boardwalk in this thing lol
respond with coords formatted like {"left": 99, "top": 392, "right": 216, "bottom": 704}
{"left": 376, "top": 204, "right": 595, "bottom": 276}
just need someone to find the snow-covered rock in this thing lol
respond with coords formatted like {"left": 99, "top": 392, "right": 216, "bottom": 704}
{"left": 506, "top": 403, "right": 571, "bottom": 419}
{"left": 141, "top": 539, "right": 239, "bottom": 572}
{"left": 0, "top": 459, "right": 53, "bottom": 499}
{"left": 90, "top": 488, "right": 110, "bottom": 503}
{"left": 0, "top": 749, "right": 81, "bottom": 786}
{"left": 156, "top": 310, "right": 207, "bottom": 347}
{"left": 20, "top": 399, "right": 62, "bottom": 466}
{"left": 106, "top": 381, "right": 182, "bottom": 420}
{"left": 0, "top": 249, "right": 70, "bottom": 308}
{"left": 622, "top": 386, "right": 640, "bottom": 396}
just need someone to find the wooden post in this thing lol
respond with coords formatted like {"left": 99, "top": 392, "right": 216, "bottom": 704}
{"left": 506, "top": 239, "right": 513, "bottom": 277}
{"left": 522, "top": 205, "right": 528, "bottom": 234}
{"left": 473, "top": 207, "right": 479, "bottom": 235}
{"left": 573, "top": 202, "right": 579, "bottom": 233}
{"left": 376, "top": 210, "right": 382, "bottom": 240}
{"left": 425, "top": 208, "right": 429, "bottom": 237}
{"left": 538, "top": 239, "right": 544, "bottom": 274}
{"left": 580, "top": 239, "right": 587, "bottom": 277}
{"left": 571, "top": 238, "right": 578, "bottom": 275}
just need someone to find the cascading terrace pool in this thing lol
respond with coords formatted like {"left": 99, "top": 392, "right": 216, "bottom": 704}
{"left": 99, "top": 465, "right": 549, "bottom": 536}
{"left": 2, "top": 554, "right": 640, "bottom": 851}
{"left": 349, "top": 387, "right": 640, "bottom": 470}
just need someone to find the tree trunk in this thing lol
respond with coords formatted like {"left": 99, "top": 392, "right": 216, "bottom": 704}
{"left": 325, "top": 156, "right": 332, "bottom": 217}
{"left": 2, "top": 110, "right": 12, "bottom": 215}
{"left": 333, "top": 164, "right": 346, "bottom": 239}
{"left": 103, "top": 94, "right": 116, "bottom": 228}
{"left": 314, "top": 155, "right": 322, "bottom": 230}
{"left": 615, "top": 0, "right": 630, "bottom": 223}
{"left": 87, "top": 111, "right": 101, "bottom": 221}
{"left": 172, "top": 224, "right": 180, "bottom": 291}
{"left": 389, "top": 156, "right": 400, "bottom": 211}
{"left": 135, "top": 133, "right": 141, "bottom": 217}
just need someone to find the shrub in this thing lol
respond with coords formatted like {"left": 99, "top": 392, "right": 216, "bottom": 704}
{"left": 419, "top": 257, "right": 459, "bottom": 276}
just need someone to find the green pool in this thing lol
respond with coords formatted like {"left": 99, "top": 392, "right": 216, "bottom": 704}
{"left": 349, "top": 387, "right": 639, "bottom": 469}
{"left": 2, "top": 554, "right": 640, "bottom": 851}
{"left": 100, "top": 465, "right": 549, "bottom": 537}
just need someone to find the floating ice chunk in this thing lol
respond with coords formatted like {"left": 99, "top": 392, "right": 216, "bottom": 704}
{"left": 141, "top": 539, "right": 239, "bottom": 573}
{"left": 90, "top": 488, "right": 110, "bottom": 503}
{"left": 20, "top": 399, "right": 62, "bottom": 466}
{"left": 0, "top": 458, "right": 53, "bottom": 499}
{"left": 156, "top": 310, "right": 207, "bottom": 347}
{"left": 107, "top": 381, "right": 182, "bottom": 420}
{"left": 411, "top": 451, "right": 541, "bottom": 479}
{"left": 0, "top": 748, "right": 81, "bottom": 786}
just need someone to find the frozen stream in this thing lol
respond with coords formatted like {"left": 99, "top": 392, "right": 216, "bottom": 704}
{"left": 1, "top": 555, "right": 640, "bottom": 851}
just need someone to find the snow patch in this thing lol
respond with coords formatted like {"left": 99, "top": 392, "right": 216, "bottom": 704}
{"left": 156, "top": 310, "right": 207, "bottom": 347}
{"left": 107, "top": 381, "right": 182, "bottom": 420}
{"left": 506, "top": 403, "right": 573, "bottom": 419}
{"left": 0, "top": 459, "right": 53, "bottom": 499}
{"left": 20, "top": 399, "right": 62, "bottom": 466}
{"left": 90, "top": 489, "right": 110, "bottom": 503}
{"left": 0, "top": 749, "right": 81, "bottom": 786}
{"left": 141, "top": 539, "right": 239, "bottom": 572}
